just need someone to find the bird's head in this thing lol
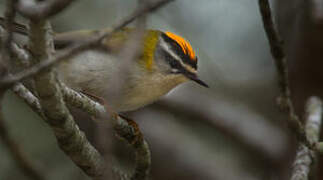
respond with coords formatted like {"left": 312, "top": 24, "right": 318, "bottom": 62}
{"left": 147, "top": 31, "right": 208, "bottom": 88}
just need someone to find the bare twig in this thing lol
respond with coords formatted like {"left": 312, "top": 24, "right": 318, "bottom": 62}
{"left": 118, "top": 2, "right": 151, "bottom": 179}
{"left": 0, "top": 0, "right": 174, "bottom": 88}
{"left": 106, "top": 0, "right": 148, "bottom": 115}
{"left": 258, "top": 0, "right": 311, "bottom": 147}
{"left": 291, "top": 97, "right": 322, "bottom": 180}
{"left": 16, "top": 0, "right": 76, "bottom": 21}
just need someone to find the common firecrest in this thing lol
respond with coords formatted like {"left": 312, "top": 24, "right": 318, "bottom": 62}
{"left": 3, "top": 21, "right": 208, "bottom": 112}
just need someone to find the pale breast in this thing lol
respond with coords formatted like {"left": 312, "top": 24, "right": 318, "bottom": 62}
{"left": 113, "top": 72, "right": 188, "bottom": 112}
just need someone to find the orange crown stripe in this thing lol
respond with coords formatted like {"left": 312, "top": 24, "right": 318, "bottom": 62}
{"left": 165, "top": 32, "right": 196, "bottom": 61}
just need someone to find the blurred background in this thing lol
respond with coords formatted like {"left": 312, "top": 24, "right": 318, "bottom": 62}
{"left": 1, "top": 0, "right": 322, "bottom": 179}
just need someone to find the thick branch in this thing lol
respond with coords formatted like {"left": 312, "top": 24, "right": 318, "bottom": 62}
{"left": 258, "top": 0, "right": 311, "bottom": 147}
{"left": 27, "top": 19, "right": 106, "bottom": 177}
{"left": 291, "top": 97, "right": 322, "bottom": 180}
{"left": 0, "top": 0, "right": 174, "bottom": 88}
{"left": 16, "top": 0, "right": 76, "bottom": 21}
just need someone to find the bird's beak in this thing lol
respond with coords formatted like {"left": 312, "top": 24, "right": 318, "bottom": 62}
{"left": 185, "top": 73, "right": 209, "bottom": 88}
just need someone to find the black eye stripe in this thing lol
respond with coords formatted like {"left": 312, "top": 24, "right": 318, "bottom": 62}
{"left": 161, "top": 49, "right": 184, "bottom": 71}
{"left": 161, "top": 33, "right": 197, "bottom": 70}
{"left": 169, "top": 58, "right": 182, "bottom": 69}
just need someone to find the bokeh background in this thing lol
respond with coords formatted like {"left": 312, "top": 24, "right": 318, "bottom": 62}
{"left": 1, "top": 0, "right": 322, "bottom": 179}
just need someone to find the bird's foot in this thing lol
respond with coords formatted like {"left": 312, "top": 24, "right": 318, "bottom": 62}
{"left": 117, "top": 114, "right": 143, "bottom": 146}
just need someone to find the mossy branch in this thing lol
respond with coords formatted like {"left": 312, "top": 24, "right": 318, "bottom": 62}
{"left": 291, "top": 97, "right": 322, "bottom": 180}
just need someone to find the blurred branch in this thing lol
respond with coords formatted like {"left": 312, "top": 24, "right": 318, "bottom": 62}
{"left": 0, "top": 0, "right": 174, "bottom": 88}
{"left": 0, "top": 1, "right": 44, "bottom": 179}
{"left": 310, "top": 0, "right": 323, "bottom": 22}
{"left": 151, "top": 97, "right": 287, "bottom": 163}
{"left": 258, "top": 0, "right": 312, "bottom": 147}
{"left": 0, "top": 93, "right": 44, "bottom": 180}
{"left": 135, "top": 108, "right": 261, "bottom": 180}
{"left": 16, "top": 0, "right": 76, "bottom": 21}
{"left": 291, "top": 97, "right": 322, "bottom": 180}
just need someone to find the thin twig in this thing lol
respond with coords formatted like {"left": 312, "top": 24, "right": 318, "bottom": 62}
{"left": 16, "top": 0, "right": 76, "bottom": 21}
{"left": 291, "top": 97, "right": 322, "bottom": 180}
{"left": 0, "top": 0, "right": 174, "bottom": 88}
{"left": 258, "top": 0, "right": 312, "bottom": 148}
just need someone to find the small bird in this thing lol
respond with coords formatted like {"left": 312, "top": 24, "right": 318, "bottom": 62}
{"left": 57, "top": 29, "right": 208, "bottom": 112}
{"left": 0, "top": 19, "right": 208, "bottom": 112}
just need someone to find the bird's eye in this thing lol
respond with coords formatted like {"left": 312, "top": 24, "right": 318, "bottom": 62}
{"left": 161, "top": 49, "right": 184, "bottom": 73}
{"left": 169, "top": 60, "right": 184, "bottom": 74}
{"left": 169, "top": 59, "right": 181, "bottom": 69}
